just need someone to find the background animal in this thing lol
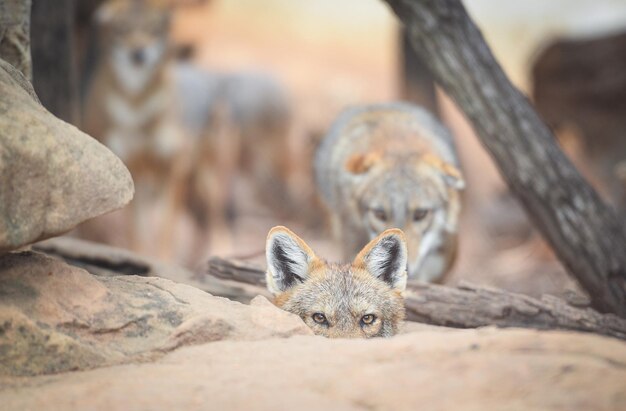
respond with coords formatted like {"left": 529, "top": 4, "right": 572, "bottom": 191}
{"left": 82, "top": 0, "right": 186, "bottom": 256}
{"left": 81, "top": 0, "right": 293, "bottom": 262}
{"left": 168, "top": 56, "right": 294, "bottom": 262}
{"left": 265, "top": 226, "right": 407, "bottom": 338}
{"left": 314, "top": 102, "right": 465, "bottom": 283}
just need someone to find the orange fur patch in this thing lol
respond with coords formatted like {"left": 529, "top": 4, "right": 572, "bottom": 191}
{"left": 421, "top": 153, "right": 463, "bottom": 181}
{"left": 345, "top": 151, "right": 381, "bottom": 174}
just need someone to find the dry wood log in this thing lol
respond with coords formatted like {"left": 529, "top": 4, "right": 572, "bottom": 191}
{"left": 202, "top": 257, "right": 626, "bottom": 340}
{"left": 205, "top": 257, "right": 267, "bottom": 287}
{"left": 381, "top": 0, "right": 626, "bottom": 317}
{"left": 405, "top": 282, "right": 626, "bottom": 340}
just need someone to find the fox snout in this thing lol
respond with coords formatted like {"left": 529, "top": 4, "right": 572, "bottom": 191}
{"left": 131, "top": 48, "right": 146, "bottom": 66}
{"left": 265, "top": 226, "right": 407, "bottom": 338}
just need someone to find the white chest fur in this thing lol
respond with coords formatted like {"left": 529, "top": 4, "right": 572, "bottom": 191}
{"left": 105, "top": 89, "right": 168, "bottom": 131}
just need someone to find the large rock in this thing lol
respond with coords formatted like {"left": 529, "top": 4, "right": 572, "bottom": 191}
{"left": 0, "top": 252, "right": 311, "bottom": 376}
{"left": 1, "top": 327, "right": 624, "bottom": 410}
{"left": 0, "top": 59, "right": 133, "bottom": 253}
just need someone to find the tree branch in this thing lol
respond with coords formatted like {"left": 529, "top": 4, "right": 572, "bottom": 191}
{"left": 381, "top": 0, "right": 626, "bottom": 316}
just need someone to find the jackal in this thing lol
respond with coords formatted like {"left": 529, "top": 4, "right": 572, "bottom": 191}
{"left": 82, "top": 0, "right": 293, "bottom": 260}
{"left": 81, "top": 0, "right": 186, "bottom": 256}
{"left": 266, "top": 226, "right": 407, "bottom": 338}
{"left": 314, "top": 102, "right": 465, "bottom": 283}
{"left": 84, "top": 0, "right": 182, "bottom": 165}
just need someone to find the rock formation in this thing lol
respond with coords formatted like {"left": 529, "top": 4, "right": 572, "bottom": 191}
{"left": 0, "top": 58, "right": 133, "bottom": 254}
{"left": 0, "top": 251, "right": 310, "bottom": 376}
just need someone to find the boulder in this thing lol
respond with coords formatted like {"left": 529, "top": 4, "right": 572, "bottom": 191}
{"left": 0, "top": 59, "right": 134, "bottom": 254}
{"left": 0, "top": 251, "right": 311, "bottom": 376}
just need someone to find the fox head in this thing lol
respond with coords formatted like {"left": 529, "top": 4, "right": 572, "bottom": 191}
{"left": 346, "top": 147, "right": 464, "bottom": 282}
{"left": 96, "top": 0, "right": 172, "bottom": 94}
{"left": 265, "top": 226, "right": 407, "bottom": 338}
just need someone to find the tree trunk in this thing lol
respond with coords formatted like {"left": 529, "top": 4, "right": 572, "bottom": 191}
{"left": 202, "top": 257, "right": 626, "bottom": 340}
{"left": 0, "top": 0, "right": 31, "bottom": 79}
{"left": 382, "top": 0, "right": 626, "bottom": 317}
{"left": 532, "top": 31, "right": 626, "bottom": 210}
{"left": 31, "top": 0, "right": 78, "bottom": 124}
{"left": 399, "top": 28, "right": 438, "bottom": 116}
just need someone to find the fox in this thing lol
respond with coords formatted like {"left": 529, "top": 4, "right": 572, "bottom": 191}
{"left": 314, "top": 102, "right": 465, "bottom": 283}
{"left": 265, "top": 226, "right": 407, "bottom": 338}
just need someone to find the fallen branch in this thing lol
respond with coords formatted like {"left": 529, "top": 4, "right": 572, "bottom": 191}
{"left": 202, "top": 257, "right": 626, "bottom": 340}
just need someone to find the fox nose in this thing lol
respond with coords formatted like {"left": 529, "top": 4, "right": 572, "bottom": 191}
{"left": 131, "top": 49, "right": 146, "bottom": 65}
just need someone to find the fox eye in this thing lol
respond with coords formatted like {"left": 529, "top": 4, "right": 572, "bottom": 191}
{"left": 312, "top": 313, "right": 327, "bottom": 324}
{"left": 361, "top": 314, "right": 376, "bottom": 325}
{"left": 372, "top": 208, "right": 388, "bottom": 222}
{"left": 413, "top": 208, "right": 430, "bottom": 222}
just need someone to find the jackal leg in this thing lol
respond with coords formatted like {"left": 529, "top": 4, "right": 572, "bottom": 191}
{"left": 156, "top": 152, "right": 192, "bottom": 261}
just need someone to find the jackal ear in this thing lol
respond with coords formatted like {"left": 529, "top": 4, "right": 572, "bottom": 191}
{"left": 441, "top": 163, "right": 465, "bottom": 190}
{"left": 422, "top": 153, "right": 465, "bottom": 190}
{"left": 265, "top": 226, "right": 317, "bottom": 294}
{"left": 345, "top": 152, "right": 380, "bottom": 175}
{"left": 354, "top": 229, "right": 408, "bottom": 291}
{"left": 95, "top": 2, "right": 116, "bottom": 25}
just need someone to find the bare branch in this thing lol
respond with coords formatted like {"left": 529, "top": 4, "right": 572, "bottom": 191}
{"left": 382, "top": 0, "right": 626, "bottom": 316}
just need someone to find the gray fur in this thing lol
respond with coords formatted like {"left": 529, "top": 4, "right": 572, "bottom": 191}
{"left": 314, "top": 102, "right": 464, "bottom": 282}
{"left": 315, "top": 102, "right": 459, "bottom": 206}
{"left": 280, "top": 263, "right": 404, "bottom": 338}
{"left": 172, "top": 63, "right": 290, "bottom": 140}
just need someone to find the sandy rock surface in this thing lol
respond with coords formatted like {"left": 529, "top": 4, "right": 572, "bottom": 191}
{"left": 1, "top": 328, "right": 625, "bottom": 411}
{"left": 0, "top": 251, "right": 311, "bottom": 376}
{"left": 0, "top": 59, "right": 133, "bottom": 254}
{"left": 1, "top": 251, "right": 625, "bottom": 410}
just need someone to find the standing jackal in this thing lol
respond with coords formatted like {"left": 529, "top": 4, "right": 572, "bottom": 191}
{"left": 266, "top": 226, "right": 407, "bottom": 338}
{"left": 315, "top": 103, "right": 465, "bottom": 283}
{"left": 82, "top": 0, "right": 293, "bottom": 260}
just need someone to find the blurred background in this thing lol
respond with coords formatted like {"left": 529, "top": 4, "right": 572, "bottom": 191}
{"left": 33, "top": 0, "right": 626, "bottom": 300}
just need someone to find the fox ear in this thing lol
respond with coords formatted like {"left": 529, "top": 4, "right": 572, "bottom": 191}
{"left": 265, "top": 226, "right": 317, "bottom": 294}
{"left": 354, "top": 229, "right": 408, "bottom": 291}
{"left": 422, "top": 153, "right": 465, "bottom": 190}
{"left": 440, "top": 163, "right": 465, "bottom": 190}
